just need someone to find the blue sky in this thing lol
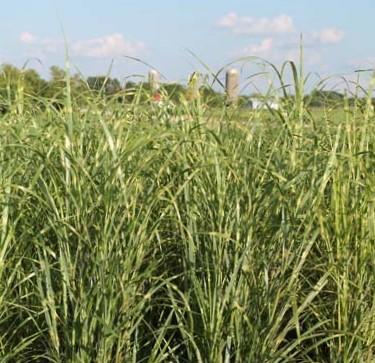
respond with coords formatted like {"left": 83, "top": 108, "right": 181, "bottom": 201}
{"left": 1, "top": 0, "right": 374, "bottom": 86}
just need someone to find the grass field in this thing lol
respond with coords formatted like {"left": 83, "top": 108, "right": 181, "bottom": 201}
{"left": 0, "top": 65, "right": 375, "bottom": 362}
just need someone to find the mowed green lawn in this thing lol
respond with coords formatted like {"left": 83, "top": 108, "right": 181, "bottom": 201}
{"left": 0, "top": 92, "right": 374, "bottom": 362}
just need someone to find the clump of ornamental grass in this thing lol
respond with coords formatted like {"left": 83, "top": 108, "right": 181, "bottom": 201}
{"left": 0, "top": 56, "right": 374, "bottom": 363}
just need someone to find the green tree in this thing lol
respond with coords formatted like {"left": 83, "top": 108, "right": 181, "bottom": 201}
{"left": 199, "top": 85, "right": 225, "bottom": 107}
{"left": 44, "top": 66, "right": 86, "bottom": 108}
{"left": 87, "top": 76, "right": 121, "bottom": 96}
{"left": 161, "top": 83, "right": 186, "bottom": 103}
{"left": 0, "top": 64, "right": 48, "bottom": 112}
{"left": 307, "top": 90, "right": 344, "bottom": 108}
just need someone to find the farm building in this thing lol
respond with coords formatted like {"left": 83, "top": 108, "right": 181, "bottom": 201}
{"left": 248, "top": 97, "right": 280, "bottom": 110}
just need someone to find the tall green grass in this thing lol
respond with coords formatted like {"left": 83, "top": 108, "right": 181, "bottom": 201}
{"left": 0, "top": 62, "right": 374, "bottom": 362}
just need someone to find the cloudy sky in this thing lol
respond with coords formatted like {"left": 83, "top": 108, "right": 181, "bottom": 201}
{"left": 1, "top": 0, "right": 374, "bottom": 85}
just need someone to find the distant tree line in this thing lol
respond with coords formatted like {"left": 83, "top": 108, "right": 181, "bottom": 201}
{"left": 0, "top": 63, "right": 374, "bottom": 113}
{"left": 305, "top": 90, "right": 375, "bottom": 108}
{"left": 0, "top": 64, "right": 230, "bottom": 112}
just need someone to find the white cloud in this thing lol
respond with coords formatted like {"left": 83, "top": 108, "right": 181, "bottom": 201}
{"left": 72, "top": 33, "right": 145, "bottom": 58}
{"left": 19, "top": 32, "right": 145, "bottom": 59}
{"left": 217, "top": 13, "right": 295, "bottom": 35}
{"left": 242, "top": 38, "right": 274, "bottom": 56}
{"left": 279, "top": 30, "right": 344, "bottom": 49}
{"left": 238, "top": 37, "right": 321, "bottom": 67}
{"left": 217, "top": 12, "right": 238, "bottom": 28}
{"left": 314, "top": 28, "right": 344, "bottom": 44}
{"left": 217, "top": 12, "right": 344, "bottom": 49}
{"left": 19, "top": 32, "right": 37, "bottom": 44}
